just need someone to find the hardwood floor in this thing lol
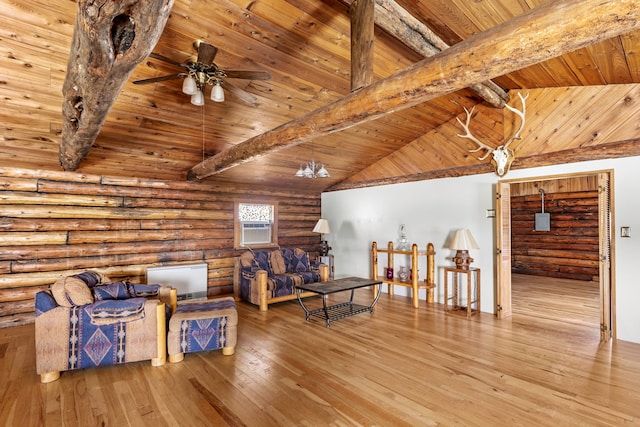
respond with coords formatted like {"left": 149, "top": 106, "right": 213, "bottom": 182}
{"left": 2, "top": 277, "right": 639, "bottom": 426}
{"left": 512, "top": 273, "right": 601, "bottom": 330}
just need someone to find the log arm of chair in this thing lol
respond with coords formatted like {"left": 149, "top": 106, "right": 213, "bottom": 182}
{"left": 256, "top": 270, "right": 269, "bottom": 312}
{"left": 151, "top": 301, "right": 167, "bottom": 367}
{"left": 159, "top": 286, "right": 177, "bottom": 314}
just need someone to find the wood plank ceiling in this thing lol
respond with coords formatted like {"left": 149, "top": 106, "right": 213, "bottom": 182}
{"left": 1, "top": 0, "right": 640, "bottom": 193}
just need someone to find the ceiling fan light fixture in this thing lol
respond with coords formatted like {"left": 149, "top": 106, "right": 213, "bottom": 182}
{"left": 295, "top": 165, "right": 306, "bottom": 177}
{"left": 211, "top": 81, "right": 225, "bottom": 102}
{"left": 182, "top": 75, "right": 197, "bottom": 95}
{"left": 190, "top": 89, "right": 204, "bottom": 106}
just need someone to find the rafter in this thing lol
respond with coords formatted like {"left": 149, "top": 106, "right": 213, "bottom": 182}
{"left": 369, "top": 0, "right": 509, "bottom": 107}
{"left": 187, "top": 0, "right": 640, "bottom": 181}
{"left": 58, "top": 0, "right": 174, "bottom": 172}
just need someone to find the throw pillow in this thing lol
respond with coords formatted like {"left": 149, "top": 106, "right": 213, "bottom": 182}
{"left": 291, "top": 248, "right": 311, "bottom": 273}
{"left": 51, "top": 275, "right": 94, "bottom": 307}
{"left": 92, "top": 281, "right": 134, "bottom": 301}
{"left": 253, "top": 251, "right": 271, "bottom": 272}
{"left": 270, "top": 250, "right": 287, "bottom": 275}
{"left": 239, "top": 251, "right": 256, "bottom": 268}
{"left": 73, "top": 270, "right": 111, "bottom": 288}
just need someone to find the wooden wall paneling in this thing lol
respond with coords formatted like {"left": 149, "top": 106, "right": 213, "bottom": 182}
{"left": 621, "top": 32, "right": 640, "bottom": 81}
{"left": 510, "top": 189, "right": 599, "bottom": 281}
{"left": 0, "top": 167, "right": 322, "bottom": 328}
{"left": 510, "top": 176, "right": 598, "bottom": 196}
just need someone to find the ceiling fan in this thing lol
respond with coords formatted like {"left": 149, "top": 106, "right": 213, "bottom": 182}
{"left": 133, "top": 40, "right": 271, "bottom": 106}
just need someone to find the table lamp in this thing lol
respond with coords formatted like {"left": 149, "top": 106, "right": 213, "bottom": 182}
{"left": 449, "top": 229, "right": 479, "bottom": 270}
{"left": 312, "top": 218, "right": 332, "bottom": 256}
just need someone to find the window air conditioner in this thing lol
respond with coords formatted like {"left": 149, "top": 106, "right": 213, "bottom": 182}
{"left": 242, "top": 222, "right": 272, "bottom": 244}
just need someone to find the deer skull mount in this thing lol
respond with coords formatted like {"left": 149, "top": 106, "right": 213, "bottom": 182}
{"left": 456, "top": 92, "right": 529, "bottom": 177}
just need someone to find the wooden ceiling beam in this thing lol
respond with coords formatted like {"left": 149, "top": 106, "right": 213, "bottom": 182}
{"left": 350, "top": 0, "right": 375, "bottom": 91}
{"left": 58, "top": 0, "right": 174, "bottom": 171}
{"left": 187, "top": 0, "right": 640, "bottom": 181}
{"left": 329, "top": 138, "right": 640, "bottom": 191}
{"left": 371, "top": 0, "right": 509, "bottom": 108}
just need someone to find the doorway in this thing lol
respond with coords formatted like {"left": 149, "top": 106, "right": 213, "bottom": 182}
{"left": 495, "top": 171, "right": 614, "bottom": 341}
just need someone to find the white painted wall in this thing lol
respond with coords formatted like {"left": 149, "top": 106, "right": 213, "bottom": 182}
{"left": 322, "top": 155, "right": 640, "bottom": 343}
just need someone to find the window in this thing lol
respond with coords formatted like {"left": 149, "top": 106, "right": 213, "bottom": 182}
{"left": 235, "top": 202, "right": 278, "bottom": 247}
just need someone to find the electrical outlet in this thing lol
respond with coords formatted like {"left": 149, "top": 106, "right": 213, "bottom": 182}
{"left": 621, "top": 226, "right": 631, "bottom": 238}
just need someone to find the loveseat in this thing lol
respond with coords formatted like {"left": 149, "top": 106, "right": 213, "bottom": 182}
{"left": 234, "top": 247, "right": 329, "bottom": 311}
{"left": 35, "top": 271, "right": 177, "bottom": 383}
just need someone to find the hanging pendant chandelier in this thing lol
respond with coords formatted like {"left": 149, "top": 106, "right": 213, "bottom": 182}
{"left": 294, "top": 143, "right": 330, "bottom": 178}
{"left": 295, "top": 159, "right": 330, "bottom": 178}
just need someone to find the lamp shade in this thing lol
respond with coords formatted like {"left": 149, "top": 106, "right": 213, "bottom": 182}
{"left": 312, "top": 219, "right": 331, "bottom": 234}
{"left": 448, "top": 229, "right": 479, "bottom": 250}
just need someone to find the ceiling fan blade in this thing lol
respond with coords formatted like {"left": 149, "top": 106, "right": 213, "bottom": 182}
{"left": 224, "top": 81, "right": 258, "bottom": 106}
{"left": 224, "top": 70, "right": 271, "bottom": 80}
{"left": 196, "top": 42, "right": 218, "bottom": 65}
{"left": 133, "top": 73, "right": 186, "bottom": 85}
{"left": 148, "top": 52, "right": 186, "bottom": 68}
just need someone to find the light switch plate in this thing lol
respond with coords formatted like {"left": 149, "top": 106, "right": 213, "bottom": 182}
{"left": 486, "top": 209, "right": 496, "bottom": 218}
{"left": 621, "top": 226, "right": 631, "bottom": 238}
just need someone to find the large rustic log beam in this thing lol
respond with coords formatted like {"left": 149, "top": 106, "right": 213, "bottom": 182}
{"left": 350, "top": 0, "right": 375, "bottom": 91}
{"left": 371, "top": 0, "right": 509, "bottom": 108}
{"left": 59, "top": 0, "right": 174, "bottom": 171}
{"left": 328, "top": 138, "right": 640, "bottom": 191}
{"left": 187, "top": 0, "right": 640, "bottom": 181}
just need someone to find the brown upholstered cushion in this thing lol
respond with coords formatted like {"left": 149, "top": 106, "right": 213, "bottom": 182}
{"left": 270, "top": 250, "right": 286, "bottom": 275}
{"left": 51, "top": 275, "right": 94, "bottom": 307}
{"left": 239, "top": 251, "right": 256, "bottom": 268}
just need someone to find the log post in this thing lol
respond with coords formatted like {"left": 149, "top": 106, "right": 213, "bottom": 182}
{"left": 59, "top": 0, "right": 174, "bottom": 171}
{"left": 351, "top": 0, "right": 375, "bottom": 91}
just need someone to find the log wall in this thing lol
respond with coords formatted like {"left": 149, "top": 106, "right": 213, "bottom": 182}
{"left": 0, "top": 168, "right": 322, "bottom": 328}
{"left": 510, "top": 177, "right": 599, "bottom": 282}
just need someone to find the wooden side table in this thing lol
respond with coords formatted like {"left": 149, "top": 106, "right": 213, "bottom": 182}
{"left": 444, "top": 267, "right": 480, "bottom": 318}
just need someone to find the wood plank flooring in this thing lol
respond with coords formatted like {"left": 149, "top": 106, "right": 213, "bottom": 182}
{"left": 2, "top": 275, "right": 639, "bottom": 426}
{"left": 512, "top": 273, "right": 601, "bottom": 329}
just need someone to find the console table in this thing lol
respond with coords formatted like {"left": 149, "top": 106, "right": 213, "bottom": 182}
{"left": 444, "top": 267, "right": 480, "bottom": 318}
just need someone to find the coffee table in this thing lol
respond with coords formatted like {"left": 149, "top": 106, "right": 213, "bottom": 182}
{"left": 295, "top": 277, "right": 382, "bottom": 327}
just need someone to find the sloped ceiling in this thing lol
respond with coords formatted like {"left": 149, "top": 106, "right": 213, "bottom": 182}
{"left": 1, "top": 0, "right": 639, "bottom": 194}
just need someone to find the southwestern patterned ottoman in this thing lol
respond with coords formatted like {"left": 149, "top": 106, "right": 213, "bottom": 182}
{"left": 167, "top": 297, "right": 238, "bottom": 363}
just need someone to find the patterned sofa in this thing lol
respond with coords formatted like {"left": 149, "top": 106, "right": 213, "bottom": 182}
{"left": 35, "top": 271, "right": 177, "bottom": 383}
{"left": 234, "top": 247, "right": 329, "bottom": 311}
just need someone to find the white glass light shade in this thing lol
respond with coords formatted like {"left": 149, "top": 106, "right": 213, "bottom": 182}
{"left": 295, "top": 166, "right": 305, "bottom": 177}
{"left": 302, "top": 164, "right": 314, "bottom": 178}
{"left": 448, "top": 229, "right": 479, "bottom": 250}
{"left": 190, "top": 90, "right": 204, "bottom": 106}
{"left": 211, "top": 82, "right": 225, "bottom": 102}
{"left": 316, "top": 164, "right": 330, "bottom": 178}
{"left": 312, "top": 219, "right": 331, "bottom": 234}
{"left": 182, "top": 76, "right": 197, "bottom": 95}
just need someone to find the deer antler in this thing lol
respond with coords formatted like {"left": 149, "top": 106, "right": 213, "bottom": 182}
{"left": 456, "top": 106, "right": 495, "bottom": 160}
{"left": 502, "top": 92, "right": 529, "bottom": 149}
{"left": 455, "top": 92, "right": 529, "bottom": 177}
